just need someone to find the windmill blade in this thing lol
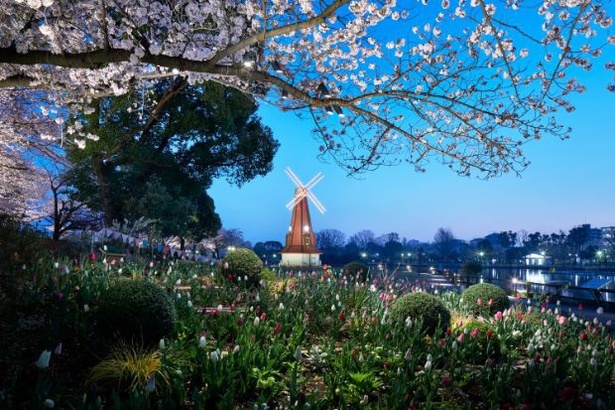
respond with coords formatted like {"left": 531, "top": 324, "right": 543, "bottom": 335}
{"left": 304, "top": 172, "right": 324, "bottom": 190}
{"left": 286, "top": 190, "right": 307, "bottom": 210}
{"left": 307, "top": 190, "right": 326, "bottom": 214}
{"left": 285, "top": 167, "right": 304, "bottom": 188}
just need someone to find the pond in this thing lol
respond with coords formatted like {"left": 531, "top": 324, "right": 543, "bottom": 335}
{"left": 479, "top": 267, "right": 615, "bottom": 303}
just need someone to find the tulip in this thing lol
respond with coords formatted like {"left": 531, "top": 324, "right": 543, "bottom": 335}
{"left": 253, "top": 316, "right": 261, "bottom": 326}
{"left": 294, "top": 346, "right": 303, "bottom": 361}
{"left": 424, "top": 359, "right": 432, "bottom": 371}
{"left": 145, "top": 374, "right": 156, "bottom": 392}
{"left": 43, "top": 399, "right": 55, "bottom": 408}
{"left": 36, "top": 350, "right": 52, "bottom": 368}
{"left": 199, "top": 335, "right": 207, "bottom": 348}
{"left": 210, "top": 349, "right": 220, "bottom": 362}
{"left": 54, "top": 343, "right": 62, "bottom": 355}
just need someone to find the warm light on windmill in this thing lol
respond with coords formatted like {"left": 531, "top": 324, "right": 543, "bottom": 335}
{"left": 279, "top": 167, "right": 325, "bottom": 268}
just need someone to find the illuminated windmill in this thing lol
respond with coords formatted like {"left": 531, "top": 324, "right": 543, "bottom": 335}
{"left": 279, "top": 167, "right": 325, "bottom": 267}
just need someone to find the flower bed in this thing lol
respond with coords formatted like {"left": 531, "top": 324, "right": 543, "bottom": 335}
{"left": 0, "top": 258, "right": 613, "bottom": 409}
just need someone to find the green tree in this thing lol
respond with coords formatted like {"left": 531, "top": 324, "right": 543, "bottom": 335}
{"left": 66, "top": 80, "right": 279, "bottom": 243}
{"left": 567, "top": 225, "right": 590, "bottom": 257}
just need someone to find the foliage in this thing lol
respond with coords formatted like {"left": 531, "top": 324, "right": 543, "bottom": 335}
{"left": 2, "top": 1, "right": 613, "bottom": 179}
{"left": 260, "top": 268, "right": 277, "bottom": 283}
{"left": 390, "top": 291, "right": 451, "bottom": 336}
{"left": 0, "top": 89, "right": 55, "bottom": 220}
{"left": 0, "top": 213, "right": 50, "bottom": 271}
{"left": 454, "top": 319, "right": 501, "bottom": 364}
{"left": 1, "top": 253, "right": 614, "bottom": 409}
{"left": 342, "top": 261, "right": 370, "bottom": 283}
{"left": 64, "top": 81, "right": 278, "bottom": 238}
{"left": 223, "top": 247, "right": 264, "bottom": 287}
{"left": 95, "top": 279, "right": 177, "bottom": 348}
{"left": 461, "top": 283, "right": 511, "bottom": 317}
{"left": 86, "top": 342, "right": 163, "bottom": 392}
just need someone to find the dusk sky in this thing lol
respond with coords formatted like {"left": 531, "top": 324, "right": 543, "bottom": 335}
{"left": 210, "top": 63, "right": 615, "bottom": 246}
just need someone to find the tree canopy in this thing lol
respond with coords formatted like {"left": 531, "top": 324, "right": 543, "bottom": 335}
{"left": 65, "top": 80, "right": 279, "bottom": 240}
{"left": 1, "top": 0, "right": 613, "bottom": 178}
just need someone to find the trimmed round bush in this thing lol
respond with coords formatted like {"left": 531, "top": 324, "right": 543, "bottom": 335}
{"left": 96, "top": 279, "right": 176, "bottom": 347}
{"left": 223, "top": 247, "right": 263, "bottom": 287}
{"left": 342, "top": 261, "right": 370, "bottom": 282}
{"left": 391, "top": 292, "right": 451, "bottom": 336}
{"left": 461, "top": 283, "right": 510, "bottom": 317}
{"left": 456, "top": 319, "right": 501, "bottom": 364}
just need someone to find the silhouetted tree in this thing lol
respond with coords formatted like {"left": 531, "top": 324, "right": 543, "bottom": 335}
{"left": 433, "top": 227, "right": 456, "bottom": 262}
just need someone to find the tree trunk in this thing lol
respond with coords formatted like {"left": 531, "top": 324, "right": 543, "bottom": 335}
{"left": 92, "top": 154, "right": 116, "bottom": 225}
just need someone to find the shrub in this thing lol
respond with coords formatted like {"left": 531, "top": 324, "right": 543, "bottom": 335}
{"left": 461, "top": 283, "right": 510, "bottom": 317}
{"left": 223, "top": 248, "right": 263, "bottom": 287}
{"left": 96, "top": 279, "right": 176, "bottom": 348}
{"left": 390, "top": 292, "right": 451, "bottom": 336}
{"left": 455, "top": 319, "right": 501, "bottom": 364}
{"left": 342, "top": 261, "right": 370, "bottom": 282}
{"left": 261, "top": 268, "right": 276, "bottom": 283}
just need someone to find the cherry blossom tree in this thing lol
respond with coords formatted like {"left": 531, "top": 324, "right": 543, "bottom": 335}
{"left": 1, "top": 0, "right": 614, "bottom": 177}
{"left": 0, "top": 89, "right": 62, "bottom": 220}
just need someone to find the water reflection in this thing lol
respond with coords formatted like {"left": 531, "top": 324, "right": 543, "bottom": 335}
{"left": 480, "top": 268, "right": 615, "bottom": 303}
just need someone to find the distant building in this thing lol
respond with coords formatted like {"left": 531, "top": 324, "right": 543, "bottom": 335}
{"left": 524, "top": 253, "right": 552, "bottom": 266}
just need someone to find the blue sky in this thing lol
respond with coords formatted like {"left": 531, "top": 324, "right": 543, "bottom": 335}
{"left": 210, "top": 61, "right": 615, "bottom": 247}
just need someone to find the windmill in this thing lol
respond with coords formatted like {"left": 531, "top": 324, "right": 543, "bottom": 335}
{"left": 279, "top": 167, "right": 325, "bottom": 267}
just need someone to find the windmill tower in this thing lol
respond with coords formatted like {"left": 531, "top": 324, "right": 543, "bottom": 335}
{"left": 279, "top": 167, "right": 325, "bottom": 267}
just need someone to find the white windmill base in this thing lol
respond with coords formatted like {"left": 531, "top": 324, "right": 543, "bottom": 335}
{"left": 280, "top": 252, "right": 321, "bottom": 267}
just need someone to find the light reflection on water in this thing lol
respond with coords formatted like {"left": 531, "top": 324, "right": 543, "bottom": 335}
{"left": 480, "top": 268, "right": 615, "bottom": 303}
